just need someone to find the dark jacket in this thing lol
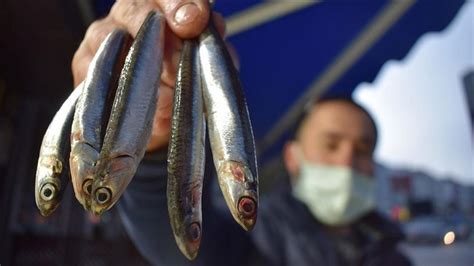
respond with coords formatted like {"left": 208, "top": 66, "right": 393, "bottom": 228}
{"left": 117, "top": 152, "right": 411, "bottom": 266}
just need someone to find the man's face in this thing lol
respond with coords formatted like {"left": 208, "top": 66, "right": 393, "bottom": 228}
{"left": 285, "top": 100, "right": 376, "bottom": 177}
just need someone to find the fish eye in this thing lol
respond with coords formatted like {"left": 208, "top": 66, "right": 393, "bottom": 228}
{"left": 188, "top": 222, "right": 201, "bottom": 242}
{"left": 238, "top": 196, "right": 256, "bottom": 218}
{"left": 95, "top": 187, "right": 112, "bottom": 204}
{"left": 40, "top": 183, "right": 56, "bottom": 201}
{"left": 82, "top": 179, "right": 93, "bottom": 195}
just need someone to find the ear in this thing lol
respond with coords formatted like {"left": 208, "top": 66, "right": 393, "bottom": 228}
{"left": 283, "top": 141, "right": 300, "bottom": 179}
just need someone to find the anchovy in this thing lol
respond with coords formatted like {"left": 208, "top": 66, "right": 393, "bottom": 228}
{"left": 70, "top": 29, "right": 132, "bottom": 210}
{"left": 167, "top": 39, "right": 205, "bottom": 260}
{"left": 90, "top": 11, "right": 165, "bottom": 215}
{"left": 35, "top": 85, "right": 82, "bottom": 216}
{"left": 199, "top": 20, "right": 259, "bottom": 231}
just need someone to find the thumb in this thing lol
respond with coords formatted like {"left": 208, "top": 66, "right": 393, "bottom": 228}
{"left": 156, "top": 0, "right": 211, "bottom": 39}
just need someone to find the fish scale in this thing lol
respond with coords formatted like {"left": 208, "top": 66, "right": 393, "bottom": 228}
{"left": 35, "top": 85, "right": 82, "bottom": 216}
{"left": 90, "top": 11, "right": 165, "bottom": 215}
{"left": 167, "top": 39, "right": 206, "bottom": 261}
{"left": 199, "top": 18, "right": 259, "bottom": 231}
{"left": 70, "top": 28, "right": 131, "bottom": 211}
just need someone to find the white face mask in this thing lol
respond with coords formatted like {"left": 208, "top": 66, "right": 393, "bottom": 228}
{"left": 292, "top": 154, "right": 375, "bottom": 226}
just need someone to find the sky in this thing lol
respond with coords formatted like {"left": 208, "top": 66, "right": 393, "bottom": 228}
{"left": 354, "top": 1, "right": 474, "bottom": 185}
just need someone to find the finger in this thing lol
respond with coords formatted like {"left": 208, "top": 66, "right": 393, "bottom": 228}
{"left": 110, "top": 0, "right": 157, "bottom": 38}
{"left": 156, "top": 83, "right": 174, "bottom": 121}
{"left": 83, "top": 18, "right": 117, "bottom": 56}
{"left": 161, "top": 25, "right": 182, "bottom": 88}
{"left": 71, "top": 18, "right": 116, "bottom": 86}
{"left": 72, "top": 46, "right": 93, "bottom": 87}
{"left": 160, "top": 11, "right": 226, "bottom": 88}
{"left": 155, "top": 0, "right": 210, "bottom": 39}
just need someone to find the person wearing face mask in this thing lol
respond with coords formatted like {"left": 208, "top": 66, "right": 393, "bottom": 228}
{"left": 287, "top": 97, "right": 379, "bottom": 228}
{"left": 270, "top": 97, "right": 412, "bottom": 266}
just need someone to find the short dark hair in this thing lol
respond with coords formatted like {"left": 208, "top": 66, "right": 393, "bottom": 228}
{"left": 291, "top": 96, "right": 378, "bottom": 146}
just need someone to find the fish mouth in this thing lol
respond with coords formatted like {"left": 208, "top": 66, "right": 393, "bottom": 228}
{"left": 38, "top": 203, "right": 59, "bottom": 217}
{"left": 39, "top": 207, "right": 57, "bottom": 217}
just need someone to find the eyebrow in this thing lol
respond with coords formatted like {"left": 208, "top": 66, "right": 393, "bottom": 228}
{"left": 323, "top": 132, "right": 375, "bottom": 146}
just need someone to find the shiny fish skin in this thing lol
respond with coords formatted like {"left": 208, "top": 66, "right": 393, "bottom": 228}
{"left": 167, "top": 39, "right": 205, "bottom": 260}
{"left": 91, "top": 11, "right": 165, "bottom": 215}
{"left": 199, "top": 21, "right": 259, "bottom": 231}
{"left": 70, "top": 29, "right": 132, "bottom": 211}
{"left": 35, "top": 85, "right": 82, "bottom": 217}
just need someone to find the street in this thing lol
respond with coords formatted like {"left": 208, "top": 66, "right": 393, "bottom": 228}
{"left": 400, "top": 241, "right": 474, "bottom": 266}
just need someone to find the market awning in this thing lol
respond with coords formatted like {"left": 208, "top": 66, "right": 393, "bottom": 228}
{"left": 211, "top": 0, "right": 465, "bottom": 158}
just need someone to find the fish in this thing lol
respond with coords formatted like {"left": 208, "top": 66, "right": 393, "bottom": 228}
{"left": 167, "top": 39, "right": 205, "bottom": 260}
{"left": 90, "top": 11, "right": 165, "bottom": 215}
{"left": 35, "top": 84, "right": 82, "bottom": 216}
{"left": 199, "top": 19, "right": 259, "bottom": 231}
{"left": 70, "top": 29, "right": 132, "bottom": 211}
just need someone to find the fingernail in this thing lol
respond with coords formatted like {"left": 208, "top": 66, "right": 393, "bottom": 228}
{"left": 174, "top": 2, "right": 200, "bottom": 25}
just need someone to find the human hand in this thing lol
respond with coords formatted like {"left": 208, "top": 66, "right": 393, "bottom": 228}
{"left": 71, "top": 0, "right": 227, "bottom": 151}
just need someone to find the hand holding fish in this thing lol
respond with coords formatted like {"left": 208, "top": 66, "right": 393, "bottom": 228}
{"left": 37, "top": 12, "right": 166, "bottom": 217}
{"left": 71, "top": 0, "right": 226, "bottom": 151}
{"left": 37, "top": 1, "right": 257, "bottom": 261}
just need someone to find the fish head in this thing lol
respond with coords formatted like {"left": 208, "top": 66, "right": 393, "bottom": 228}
{"left": 217, "top": 160, "right": 259, "bottom": 231}
{"left": 90, "top": 155, "right": 136, "bottom": 215}
{"left": 69, "top": 143, "right": 99, "bottom": 210}
{"left": 36, "top": 181, "right": 61, "bottom": 217}
{"left": 173, "top": 217, "right": 202, "bottom": 260}
{"left": 173, "top": 190, "right": 203, "bottom": 260}
{"left": 168, "top": 178, "right": 203, "bottom": 260}
{"left": 35, "top": 155, "right": 65, "bottom": 216}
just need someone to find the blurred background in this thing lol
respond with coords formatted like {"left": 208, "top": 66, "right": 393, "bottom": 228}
{"left": 0, "top": 0, "right": 472, "bottom": 265}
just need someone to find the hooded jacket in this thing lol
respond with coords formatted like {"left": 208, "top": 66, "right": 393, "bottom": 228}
{"left": 117, "top": 152, "right": 411, "bottom": 266}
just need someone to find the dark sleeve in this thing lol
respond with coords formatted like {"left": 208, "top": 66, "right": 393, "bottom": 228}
{"left": 250, "top": 199, "right": 286, "bottom": 266}
{"left": 116, "top": 150, "right": 255, "bottom": 266}
{"left": 362, "top": 244, "right": 412, "bottom": 266}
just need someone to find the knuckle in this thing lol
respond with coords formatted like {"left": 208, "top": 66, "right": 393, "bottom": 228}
{"left": 116, "top": 0, "right": 140, "bottom": 23}
{"left": 86, "top": 20, "right": 105, "bottom": 38}
{"left": 112, "top": 0, "right": 154, "bottom": 28}
{"left": 84, "top": 19, "right": 111, "bottom": 52}
{"left": 71, "top": 41, "right": 93, "bottom": 85}
{"left": 71, "top": 42, "right": 87, "bottom": 73}
{"left": 71, "top": 52, "right": 81, "bottom": 73}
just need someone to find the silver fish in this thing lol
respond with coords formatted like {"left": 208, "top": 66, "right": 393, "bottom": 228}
{"left": 70, "top": 29, "right": 132, "bottom": 211}
{"left": 199, "top": 20, "right": 259, "bottom": 231}
{"left": 35, "top": 85, "right": 82, "bottom": 216}
{"left": 167, "top": 39, "right": 205, "bottom": 260}
{"left": 90, "top": 11, "right": 165, "bottom": 215}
